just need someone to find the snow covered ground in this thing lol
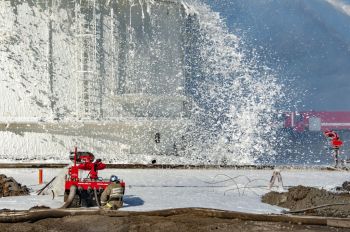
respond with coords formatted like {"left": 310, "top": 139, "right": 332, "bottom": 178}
{"left": 0, "top": 168, "right": 349, "bottom": 214}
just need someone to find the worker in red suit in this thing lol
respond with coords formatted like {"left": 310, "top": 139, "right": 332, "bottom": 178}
{"left": 324, "top": 130, "right": 343, "bottom": 167}
{"left": 78, "top": 158, "right": 106, "bottom": 180}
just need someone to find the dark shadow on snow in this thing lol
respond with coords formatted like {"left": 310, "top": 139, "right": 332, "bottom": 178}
{"left": 122, "top": 195, "right": 145, "bottom": 208}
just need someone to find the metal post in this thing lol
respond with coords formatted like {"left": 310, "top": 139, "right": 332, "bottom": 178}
{"left": 39, "top": 169, "right": 43, "bottom": 185}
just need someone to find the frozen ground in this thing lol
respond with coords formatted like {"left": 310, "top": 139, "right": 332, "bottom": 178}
{"left": 0, "top": 168, "right": 349, "bottom": 214}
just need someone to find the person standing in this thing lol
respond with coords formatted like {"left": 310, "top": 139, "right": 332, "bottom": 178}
{"left": 324, "top": 130, "right": 343, "bottom": 167}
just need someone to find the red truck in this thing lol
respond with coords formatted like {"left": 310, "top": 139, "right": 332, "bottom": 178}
{"left": 283, "top": 111, "right": 350, "bottom": 132}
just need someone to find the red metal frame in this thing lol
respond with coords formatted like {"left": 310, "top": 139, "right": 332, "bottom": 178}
{"left": 65, "top": 180, "right": 110, "bottom": 191}
{"left": 283, "top": 111, "right": 350, "bottom": 132}
{"left": 65, "top": 147, "right": 125, "bottom": 192}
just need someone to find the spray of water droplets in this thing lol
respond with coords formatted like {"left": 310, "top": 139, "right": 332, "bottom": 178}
{"left": 182, "top": 1, "right": 285, "bottom": 164}
{"left": 0, "top": 0, "right": 286, "bottom": 164}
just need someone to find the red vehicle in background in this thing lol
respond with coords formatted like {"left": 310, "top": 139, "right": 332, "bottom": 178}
{"left": 283, "top": 111, "right": 350, "bottom": 132}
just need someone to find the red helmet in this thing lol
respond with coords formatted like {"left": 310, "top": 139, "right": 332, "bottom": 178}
{"left": 324, "top": 130, "right": 338, "bottom": 139}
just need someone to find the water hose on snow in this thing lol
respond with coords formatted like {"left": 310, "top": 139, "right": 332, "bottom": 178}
{"left": 60, "top": 185, "right": 77, "bottom": 209}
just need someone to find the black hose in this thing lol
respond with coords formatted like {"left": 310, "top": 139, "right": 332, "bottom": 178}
{"left": 37, "top": 176, "right": 57, "bottom": 195}
{"left": 60, "top": 185, "right": 77, "bottom": 209}
{"left": 94, "top": 188, "right": 101, "bottom": 208}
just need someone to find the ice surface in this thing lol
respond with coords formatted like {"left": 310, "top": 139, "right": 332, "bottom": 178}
{"left": 0, "top": 168, "right": 348, "bottom": 213}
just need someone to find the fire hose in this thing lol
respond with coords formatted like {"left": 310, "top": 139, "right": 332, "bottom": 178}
{"left": 283, "top": 202, "right": 350, "bottom": 214}
{"left": 60, "top": 185, "right": 77, "bottom": 209}
{"left": 1, "top": 208, "right": 350, "bottom": 228}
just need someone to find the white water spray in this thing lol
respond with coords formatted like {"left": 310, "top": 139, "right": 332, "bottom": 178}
{"left": 0, "top": 0, "right": 284, "bottom": 164}
{"left": 183, "top": 1, "right": 284, "bottom": 164}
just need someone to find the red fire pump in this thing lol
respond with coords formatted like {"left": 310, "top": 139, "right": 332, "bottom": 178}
{"left": 63, "top": 147, "right": 125, "bottom": 208}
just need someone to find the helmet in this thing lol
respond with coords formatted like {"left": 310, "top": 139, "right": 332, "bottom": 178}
{"left": 110, "top": 175, "right": 119, "bottom": 182}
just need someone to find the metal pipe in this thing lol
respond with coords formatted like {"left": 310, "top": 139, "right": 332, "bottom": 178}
{"left": 37, "top": 176, "right": 57, "bottom": 195}
{"left": 94, "top": 188, "right": 101, "bottom": 208}
{"left": 74, "top": 147, "right": 77, "bottom": 167}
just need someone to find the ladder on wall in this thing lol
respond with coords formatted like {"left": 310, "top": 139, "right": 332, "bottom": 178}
{"left": 74, "top": 0, "right": 101, "bottom": 120}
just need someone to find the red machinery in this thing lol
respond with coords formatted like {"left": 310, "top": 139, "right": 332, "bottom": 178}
{"left": 283, "top": 111, "right": 350, "bottom": 132}
{"left": 64, "top": 147, "right": 125, "bottom": 208}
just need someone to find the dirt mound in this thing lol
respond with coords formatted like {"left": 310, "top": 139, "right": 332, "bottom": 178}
{"left": 0, "top": 174, "right": 29, "bottom": 197}
{"left": 336, "top": 181, "right": 350, "bottom": 191}
{"left": 262, "top": 185, "right": 350, "bottom": 217}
